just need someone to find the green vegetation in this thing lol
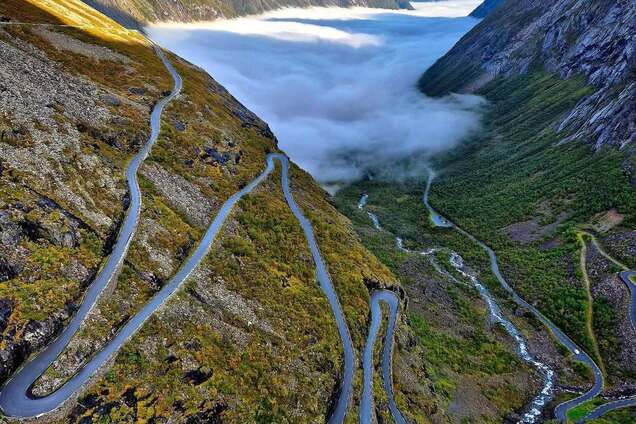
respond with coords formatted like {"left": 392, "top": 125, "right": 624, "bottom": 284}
{"left": 587, "top": 407, "right": 636, "bottom": 423}
{"left": 567, "top": 398, "right": 605, "bottom": 422}
{"left": 418, "top": 62, "right": 484, "bottom": 97}
{"left": 577, "top": 233, "right": 606, "bottom": 374}
{"left": 592, "top": 296, "right": 622, "bottom": 377}
{"left": 335, "top": 185, "right": 539, "bottom": 420}
{"left": 428, "top": 71, "right": 636, "bottom": 356}
{"left": 410, "top": 313, "right": 520, "bottom": 376}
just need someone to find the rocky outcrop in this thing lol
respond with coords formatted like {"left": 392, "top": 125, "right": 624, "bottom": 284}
{"left": 140, "top": 162, "right": 217, "bottom": 228}
{"left": 0, "top": 303, "right": 74, "bottom": 386}
{"left": 419, "top": 0, "right": 636, "bottom": 150}
{"left": 82, "top": 0, "right": 412, "bottom": 26}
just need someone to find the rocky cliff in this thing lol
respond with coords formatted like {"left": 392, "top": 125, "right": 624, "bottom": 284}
{"left": 82, "top": 0, "right": 412, "bottom": 26}
{"left": 419, "top": 0, "right": 636, "bottom": 150}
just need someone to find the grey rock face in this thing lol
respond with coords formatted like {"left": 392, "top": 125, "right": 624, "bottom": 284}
{"left": 0, "top": 304, "right": 73, "bottom": 385}
{"left": 81, "top": 0, "right": 412, "bottom": 26}
{"left": 0, "top": 30, "right": 127, "bottom": 232}
{"left": 420, "top": 0, "right": 636, "bottom": 150}
{"left": 140, "top": 162, "right": 217, "bottom": 228}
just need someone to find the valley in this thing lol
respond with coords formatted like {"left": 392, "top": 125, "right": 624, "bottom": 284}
{"left": 0, "top": 0, "right": 634, "bottom": 423}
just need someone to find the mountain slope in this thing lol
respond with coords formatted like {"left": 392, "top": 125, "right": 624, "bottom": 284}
{"left": 0, "top": 1, "right": 435, "bottom": 422}
{"left": 81, "top": 0, "right": 412, "bottom": 26}
{"left": 469, "top": 0, "right": 503, "bottom": 18}
{"left": 419, "top": 0, "right": 635, "bottom": 151}
{"left": 414, "top": 0, "right": 636, "bottom": 419}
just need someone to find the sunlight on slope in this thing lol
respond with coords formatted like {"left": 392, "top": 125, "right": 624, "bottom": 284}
{"left": 23, "top": 0, "right": 147, "bottom": 44}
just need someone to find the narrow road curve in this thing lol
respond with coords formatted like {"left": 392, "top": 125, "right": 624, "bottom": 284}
{"left": 0, "top": 45, "right": 182, "bottom": 418}
{"left": 357, "top": 197, "right": 408, "bottom": 424}
{"left": 360, "top": 291, "right": 407, "bottom": 424}
{"left": 424, "top": 171, "right": 604, "bottom": 422}
{"left": 274, "top": 153, "right": 355, "bottom": 424}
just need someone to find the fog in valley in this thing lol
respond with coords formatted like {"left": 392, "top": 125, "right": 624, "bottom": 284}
{"left": 148, "top": 0, "right": 484, "bottom": 187}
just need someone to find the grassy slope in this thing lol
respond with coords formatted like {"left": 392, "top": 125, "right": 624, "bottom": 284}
{"left": 0, "top": 0, "right": 170, "bottom": 360}
{"left": 428, "top": 71, "right": 636, "bottom": 364}
{"left": 1, "top": 1, "right": 435, "bottom": 423}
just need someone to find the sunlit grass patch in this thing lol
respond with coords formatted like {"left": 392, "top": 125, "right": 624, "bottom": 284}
{"left": 566, "top": 398, "right": 604, "bottom": 422}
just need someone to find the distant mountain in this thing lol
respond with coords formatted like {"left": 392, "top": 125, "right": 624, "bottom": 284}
{"left": 81, "top": 0, "right": 413, "bottom": 26}
{"left": 469, "top": 0, "right": 503, "bottom": 18}
{"left": 420, "top": 0, "right": 635, "bottom": 150}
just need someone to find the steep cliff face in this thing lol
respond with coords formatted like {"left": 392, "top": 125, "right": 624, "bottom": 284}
{"left": 82, "top": 0, "right": 412, "bottom": 26}
{"left": 420, "top": 0, "right": 636, "bottom": 150}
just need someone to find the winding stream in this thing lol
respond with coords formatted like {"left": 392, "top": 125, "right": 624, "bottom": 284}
{"left": 359, "top": 192, "right": 553, "bottom": 423}
{"left": 423, "top": 171, "right": 604, "bottom": 421}
{"left": 448, "top": 253, "right": 554, "bottom": 423}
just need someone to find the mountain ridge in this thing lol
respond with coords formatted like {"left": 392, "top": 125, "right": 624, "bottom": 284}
{"left": 419, "top": 0, "right": 636, "bottom": 151}
{"left": 469, "top": 0, "right": 503, "bottom": 18}
{"left": 80, "top": 0, "right": 413, "bottom": 27}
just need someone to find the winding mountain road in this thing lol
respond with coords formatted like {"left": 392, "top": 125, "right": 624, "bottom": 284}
{"left": 357, "top": 197, "right": 408, "bottom": 424}
{"left": 360, "top": 292, "right": 407, "bottom": 424}
{"left": 0, "top": 46, "right": 356, "bottom": 423}
{"left": 274, "top": 153, "right": 355, "bottom": 424}
{"left": 423, "top": 171, "right": 604, "bottom": 422}
{"left": 0, "top": 45, "right": 183, "bottom": 418}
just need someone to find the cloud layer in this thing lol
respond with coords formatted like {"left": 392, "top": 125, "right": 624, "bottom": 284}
{"left": 148, "top": 1, "right": 484, "bottom": 185}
